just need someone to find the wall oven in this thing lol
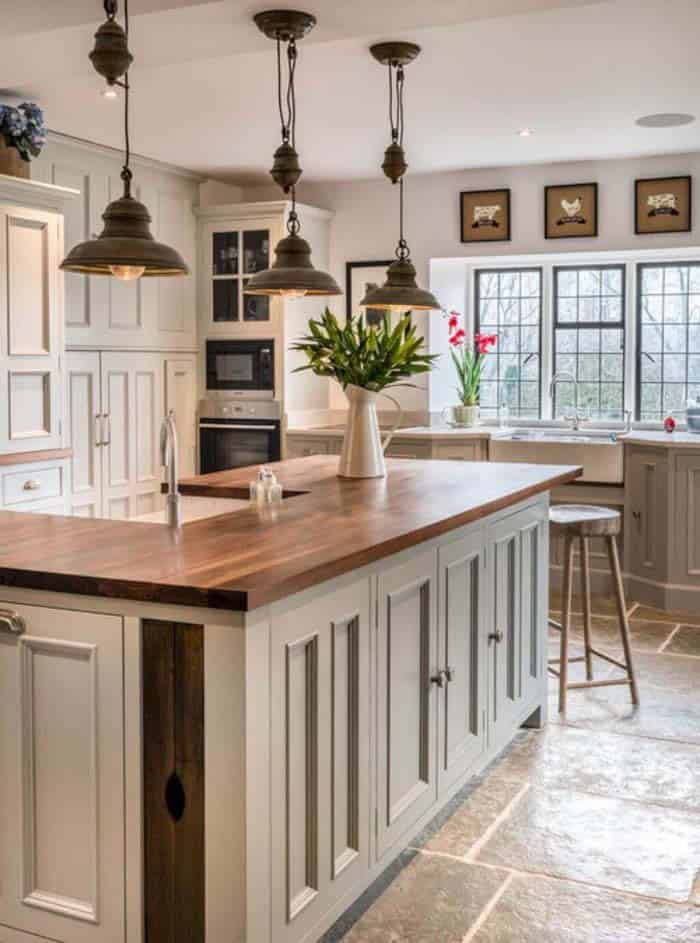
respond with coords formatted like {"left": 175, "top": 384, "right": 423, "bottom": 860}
{"left": 199, "top": 399, "right": 282, "bottom": 474}
{"left": 205, "top": 339, "right": 274, "bottom": 398}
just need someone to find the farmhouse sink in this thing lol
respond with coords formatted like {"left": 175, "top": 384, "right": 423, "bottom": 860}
{"left": 489, "top": 431, "right": 623, "bottom": 483}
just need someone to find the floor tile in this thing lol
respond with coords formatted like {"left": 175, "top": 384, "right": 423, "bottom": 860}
{"left": 490, "top": 725, "right": 700, "bottom": 811}
{"left": 420, "top": 776, "right": 525, "bottom": 857}
{"left": 665, "top": 624, "right": 700, "bottom": 656}
{"left": 473, "top": 873, "right": 700, "bottom": 943}
{"left": 476, "top": 785, "right": 700, "bottom": 901}
{"left": 549, "top": 592, "right": 625, "bottom": 617}
{"left": 340, "top": 855, "right": 506, "bottom": 943}
{"left": 551, "top": 651, "right": 700, "bottom": 744}
{"left": 632, "top": 604, "right": 700, "bottom": 626}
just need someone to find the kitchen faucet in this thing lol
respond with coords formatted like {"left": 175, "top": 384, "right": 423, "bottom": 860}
{"left": 160, "top": 410, "right": 182, "bottom": 528}
{"left": 549, "top": 371, "right": 586, "bottom": 430}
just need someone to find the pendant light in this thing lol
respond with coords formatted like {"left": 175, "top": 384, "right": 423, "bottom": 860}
{"left": 244, "top": 10, "right": 341, "bottom": 298}
{"left": 360, "top": 42, "right": 440, "bottom": 313}
{"left": 61, "top": 0, "right": 188, "bottom": 280}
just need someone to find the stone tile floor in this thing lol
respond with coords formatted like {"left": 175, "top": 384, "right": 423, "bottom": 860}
{"left": 324, "top": 597, "right": 700, "bottom": 942}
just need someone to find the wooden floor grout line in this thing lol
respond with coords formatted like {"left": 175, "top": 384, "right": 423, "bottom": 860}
{"left": 464, "top": 782, "right": 531, "bottom": 864}
{"left": 657, "top": 623, "right": 683, "bottom": 653}
{"left": 461, "top": 873, "right": 515, "bottom": 943}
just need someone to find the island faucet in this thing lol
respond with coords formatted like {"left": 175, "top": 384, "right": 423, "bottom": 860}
{"left": 160, "top": 410, "right": 181, "bottom": 528}
{"left": 549, "top": 371, "right": 585, "bottom": 430}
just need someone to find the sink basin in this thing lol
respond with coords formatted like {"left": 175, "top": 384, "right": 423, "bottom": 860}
{"left": 497, "top": 428, "right": 618, "bottom": 444}
{"left": 130, "top": 495, "right": 249, "bottom": 525}
{"left": 489, "top": 432, "right": 623, "bottom": 483}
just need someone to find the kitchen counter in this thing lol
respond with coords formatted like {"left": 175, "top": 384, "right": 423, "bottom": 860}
{"left": 0, "top": 447, "right": 73, "bottom": 467}
{"left": 0, "top": 456, "right": 580, "bottom": 611}
{"left": 287, "top": 423, "right": 494, "bottom": 439}
{"left": 621, "top": 430, "right": 700, "bottom": 448}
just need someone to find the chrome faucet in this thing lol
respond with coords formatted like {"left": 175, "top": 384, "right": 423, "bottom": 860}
{"left": 549, "top": 371, "right": 585, "bottom": 430}
{"left": 160, "top": 410, "right": 181, "bottom": 528}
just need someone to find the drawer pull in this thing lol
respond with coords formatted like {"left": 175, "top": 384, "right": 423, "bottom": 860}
{"left": 0, "top": 609, "right": 26, "bottom": 636}
{"left": 488, "top": 630, "right": 504, "bottom": 644}
{"left": 23, "top": 479, "right": 41, "bottom": 491}
{"left": 430, "top": 669, "right": 448, "bottom": 688}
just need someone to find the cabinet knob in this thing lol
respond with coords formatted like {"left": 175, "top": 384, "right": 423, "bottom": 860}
{"left": 488, "top": 630, "right": 504, "bottom": 644}
{"left": 23, "top": 479, "right": 41, "bottom": 491}
{"left": 445, "top": 665, "right": 456, "bottom": 682}
{"left": 0, "top": 609, "right": 25, "bottom": 636}
{"left": 430, "top": 670, "right": 448, "bottom": 688}
{"left": 632, "top": 510, "right": 641, "bottom": 521}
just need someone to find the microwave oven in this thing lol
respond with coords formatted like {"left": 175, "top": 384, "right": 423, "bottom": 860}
{"left": 205, "top": 339, "right": 274, "bottom": 398}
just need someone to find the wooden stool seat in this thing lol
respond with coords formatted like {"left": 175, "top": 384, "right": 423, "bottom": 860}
{"left": 549, "top": 504, "right": 638, "bottom": 713}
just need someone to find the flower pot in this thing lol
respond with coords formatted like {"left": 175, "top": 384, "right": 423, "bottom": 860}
{"left": 0, "top": 139, "right": 30, "bottom": 179}
{"left": 441, "top": 404, "right": 480, "bottom": 428}
{"left": 338, "top": 385, "right": 403, "bottom": 479}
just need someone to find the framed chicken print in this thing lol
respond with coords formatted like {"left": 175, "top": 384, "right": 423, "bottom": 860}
{"left": 635, "top": 175, "right": 692, "bottom": 235}
{"left": 460, "top": 188, "right": 511, "bottom": 243}
{"left": 545, "top": 182, "right": 598, "bottom": 239}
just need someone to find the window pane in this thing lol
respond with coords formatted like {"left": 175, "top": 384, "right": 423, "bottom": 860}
{"left": 475, "top": 268, "right": 542, "bottom": 418}
{"left": 553, "top": 266, "right": 625, "bottom": 419}
{"left": 638, "top": 262, "right": 700, "bottom": 420}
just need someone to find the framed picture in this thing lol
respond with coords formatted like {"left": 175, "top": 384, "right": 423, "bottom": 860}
{"left": 345, "top": 259, "right": 394, "bottom": 325}
{"left": 460, "top": 188, "right": 511, "bottom": 243}
{"left": 635, "top": 175, "right": 692, "bottom": 235}
{"left": 545, "top": 182, "right": 598, "bottom": 239}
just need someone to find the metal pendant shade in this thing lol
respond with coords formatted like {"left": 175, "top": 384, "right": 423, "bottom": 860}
{"left": 61, "top": 188, "right": 188, "bottom": 277}
{"left": 360, "top": 258, "right": 439, "bottom": 311}
{"left": 245, "top": 231, "right": 340, "bottom": 296}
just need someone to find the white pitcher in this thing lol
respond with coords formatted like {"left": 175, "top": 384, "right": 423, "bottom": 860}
{"left": 338, "top": 384, "right": 403, "bottom": 479}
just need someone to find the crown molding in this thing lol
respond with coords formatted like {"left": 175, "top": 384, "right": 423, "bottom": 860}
{"left": 0, "top": 173, "right": 78, "bottom": 211}
{"left": 194, "top": 199, "right": 333, "bottom": 221}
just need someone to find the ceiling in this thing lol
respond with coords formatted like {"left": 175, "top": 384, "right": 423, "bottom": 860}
{"left": 2, "top": 0, "right": 700, "bottom": 185}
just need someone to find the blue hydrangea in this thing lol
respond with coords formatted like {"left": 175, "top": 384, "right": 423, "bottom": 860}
{"left": 0, "top": 101, "right": 47, "bottom": 162}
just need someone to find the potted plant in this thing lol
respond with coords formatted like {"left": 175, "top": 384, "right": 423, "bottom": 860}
{"left": 292, "top": 309, "right": 437, "bottom": 478}
{"left": 0, "top": 102, "right": 47, "bottom": 179}
{"left": 443, "top": 311, "right": 497, "bottom": 427}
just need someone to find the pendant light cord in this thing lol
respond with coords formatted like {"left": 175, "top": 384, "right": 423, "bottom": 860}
{"left": 388, "top": 61, "right": 409, "bottom": 260}
{"left": 275, "top": 34, "right": 300, "bottom": 235}
{"left": 121, "top": 0, "right": 132, "bottom": 197}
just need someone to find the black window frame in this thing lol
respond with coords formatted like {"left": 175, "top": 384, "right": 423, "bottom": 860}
{"left": 474, "top": 266, "right": 543, "bottom": 419}
{"left": 636, "top": 260, "right": 700, "bottom": 421}
{"left": 552, "top": 263, "right": 626, "bottom": 421}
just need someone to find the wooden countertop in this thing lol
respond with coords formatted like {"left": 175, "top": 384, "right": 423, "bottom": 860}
{"left": 0, "top": 448, "right": 73, "bottom": 467}
{"left": 0, "top": 457, "right": 581, "bottom": 612}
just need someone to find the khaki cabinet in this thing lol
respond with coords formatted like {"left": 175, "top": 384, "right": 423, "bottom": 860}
{"left": 432, "top": 441, "right": 487, "bottom": 461}
{"left": 0, "top": 602, "right": 125, "bottom": 942}
{"left": 383, "top": 440, "right": 433, "bottom": 460}
{"left": 269, "top": 578, "right": 371, "bottom": 943}
{"left": 673, "top": 452, "right": 700, "bottom": 587}
{"left": 624, "top": 447, "right": 670, "bottom": 585}
{"left": 285, "top": 435, "right": 342, "bottom": 459}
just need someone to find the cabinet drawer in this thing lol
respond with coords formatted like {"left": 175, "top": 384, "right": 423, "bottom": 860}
{"left": 2, "top": 464, "right": 63, "bottom": 506}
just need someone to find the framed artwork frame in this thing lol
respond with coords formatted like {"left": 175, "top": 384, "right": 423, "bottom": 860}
{"left": 345, "top": 259, "right": 394, "bottom": 324}
{"left": 544, "top": 182, "right": 598, "bottom": 239}
{"left": 460, "top": 188, "right": 511, "bottom": 243}
{"left": 635, "top": 175, "right": 692, "bottom": 235}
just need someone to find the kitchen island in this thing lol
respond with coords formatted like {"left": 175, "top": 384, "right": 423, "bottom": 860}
{"left": 0, "top": 456, "right": 580, "bottom": 943}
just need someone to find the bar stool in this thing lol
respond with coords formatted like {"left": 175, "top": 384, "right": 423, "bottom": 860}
{"left": 549, "top": 504, "right": 639, "bottom": 713}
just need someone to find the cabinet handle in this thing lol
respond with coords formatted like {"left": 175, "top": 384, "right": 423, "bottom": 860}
{"left": 0, "top": 609, "right": 25, "bottom": 636}
{"left": 488, "top": 630, "right": 504, "bottom": 644}
{"left": 632, "top": 510, "right": 641, "bottom": 521}
{"left": 430, "top": 669, "right": 448, "bottom": 688}
{"left": 102, "top": 414, "right": 111, "bottom": 446}
{"left": 445, "top": 665, "right": 456, "bottom": 682}
{"left": 22, "top": 479, "right": 41, "bottom": 491}
{"left": 94, "top": 414, "right": 103, "bottom": 448}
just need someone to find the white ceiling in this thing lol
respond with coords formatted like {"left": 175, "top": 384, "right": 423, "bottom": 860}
{"left": 2, "top": 0, "right": 700, "bottom": 184}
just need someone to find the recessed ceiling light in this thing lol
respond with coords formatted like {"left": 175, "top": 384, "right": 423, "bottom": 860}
{"left": 518, "top": 128, "right": 534, "bottom": 137}
{"left": 635, "top": 113, "right": 695, "bottom": 128}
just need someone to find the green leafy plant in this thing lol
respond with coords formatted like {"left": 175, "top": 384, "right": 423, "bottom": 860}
{"left": 291, "top": 309, "right": 438, "bottom": 392}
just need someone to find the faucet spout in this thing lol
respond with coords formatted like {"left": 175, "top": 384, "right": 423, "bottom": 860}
{"left": 160, "top": 410, "right": 181, "bottom": 528}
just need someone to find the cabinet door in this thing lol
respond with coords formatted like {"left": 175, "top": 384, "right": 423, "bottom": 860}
{"left": 165, "top": 356, "right": 197, "bottom": 477}
{"left": 486, "top": 504, "right": 546, "bottom": 746}
{"left": 625, "top": 448, "right": 669, "bottom": 582}
{"left": 0, "top": 602, "right": 125, "bottom": 942}
{"left": 383, "top": 440, "right": 432, "bottom": 460}
{"left": 270, "top": 579, "right": 371, "bottom": 943}
{"left": 66, "top": 351, "right": 102, "bottom": 518}
{"left": 376, "top": 547, "right": 438, "bottom": 860}
{"left": 673, "top": 452, "right": 700, "bottom": 587}
{"left": 101, "top": 352, "right": 164, "bottom": 519}
{"left": 433, "top": 441, "right": 486, "bottom": 461}
{"left": 0, "top": 206, "right": 63, "bottom": 453}
{"left": 437, "top": 528, "right": 486, "bottom": 795}
{"left": 204, "top": 221, "right": 275, "bottom": 335}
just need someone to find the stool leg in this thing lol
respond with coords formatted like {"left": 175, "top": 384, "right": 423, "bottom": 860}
{"left": 606, "top": 535, "right": 639, "bottom": 706}
{"left": 559, "top": 533, "right": 575, "bottom": 713}
{"left": 580, "top": 537, "right": 594, "bottom": 681}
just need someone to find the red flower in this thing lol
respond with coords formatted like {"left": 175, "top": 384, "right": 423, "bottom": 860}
{"left": 449, "top": 328, "right": 466, "bottom": 347}
{"left": 448, "top": 311, "right": 460, "bottom": 332}
{"left": 475, "top": 332, "right": 497, "bottom": 354}
{"left": 664, "top": 415, "right": 676, "bottom": 433}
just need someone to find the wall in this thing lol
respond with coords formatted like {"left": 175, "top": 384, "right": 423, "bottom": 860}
{"left": 243, "top": 150, "right": 700, "bottom": 413}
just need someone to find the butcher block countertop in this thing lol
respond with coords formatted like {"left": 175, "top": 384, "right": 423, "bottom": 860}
{"left": 0, "top": 457, "right": 581, "bottom": 612}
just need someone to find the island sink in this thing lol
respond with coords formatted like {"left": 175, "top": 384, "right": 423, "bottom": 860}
{"left": 0, "top": 456, "right": 580, "bottom": 943}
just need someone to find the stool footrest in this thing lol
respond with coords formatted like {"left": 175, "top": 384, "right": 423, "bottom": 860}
{"left": 567, "top": 677, "right": 635, "bottom": 691}
{"left": 589, "top": 647, "right": 627, "bottom": 671}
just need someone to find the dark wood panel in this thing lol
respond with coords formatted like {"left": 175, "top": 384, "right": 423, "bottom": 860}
{"left": 143, "top": 621, "right": 205, "bottom": 943}
{"left": 0, "top": 457, "right": 581, "bottom": 610}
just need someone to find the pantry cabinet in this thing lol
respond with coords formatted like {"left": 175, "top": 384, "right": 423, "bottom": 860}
{"left": 0, "top": 601, "right": 125, "bottom": 942}
{"left": 624, "top": 447, "right": 670, "bottom": 586}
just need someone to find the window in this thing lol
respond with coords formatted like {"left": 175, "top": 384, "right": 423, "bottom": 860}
{"left": 474, "top": 268, "right": 542, "bottom": 418}
{"left": 553, "top": 265, "right": 625, "bottom": 420}
{"left": 637, "top": 263, "right": 700, "bottom": 420}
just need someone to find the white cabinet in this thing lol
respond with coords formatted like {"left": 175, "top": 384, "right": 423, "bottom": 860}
{"left": 0, "top": 601, "right": 125, "bottom": 942}
{"left": 269, "top": 578, "right": 371, "bottom": 943}
{"left": 66, "top": 350, "right": 194, "bottom": 519}
{"left": 0, "top": 202, "right": 64, "bottom": 454}
{"left": 0, "top": 458, "right": 69, "bottom": 514}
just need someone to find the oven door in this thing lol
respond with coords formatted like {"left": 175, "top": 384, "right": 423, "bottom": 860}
{"left": 199, "top": 419, "right": 281, "bottom": 474}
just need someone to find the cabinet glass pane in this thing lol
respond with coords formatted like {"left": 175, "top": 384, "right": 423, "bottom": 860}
{"left": 242, "top": 280, "right": 270, "bottom": 321}
{"left": 243, "top": 230, "right": 269, "bottom": 274}
{"left": 212, "top": 232, "right": 239, "bottom": 275}
{"left": 213, "top": 280, "right": 239, "bottom": 322}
